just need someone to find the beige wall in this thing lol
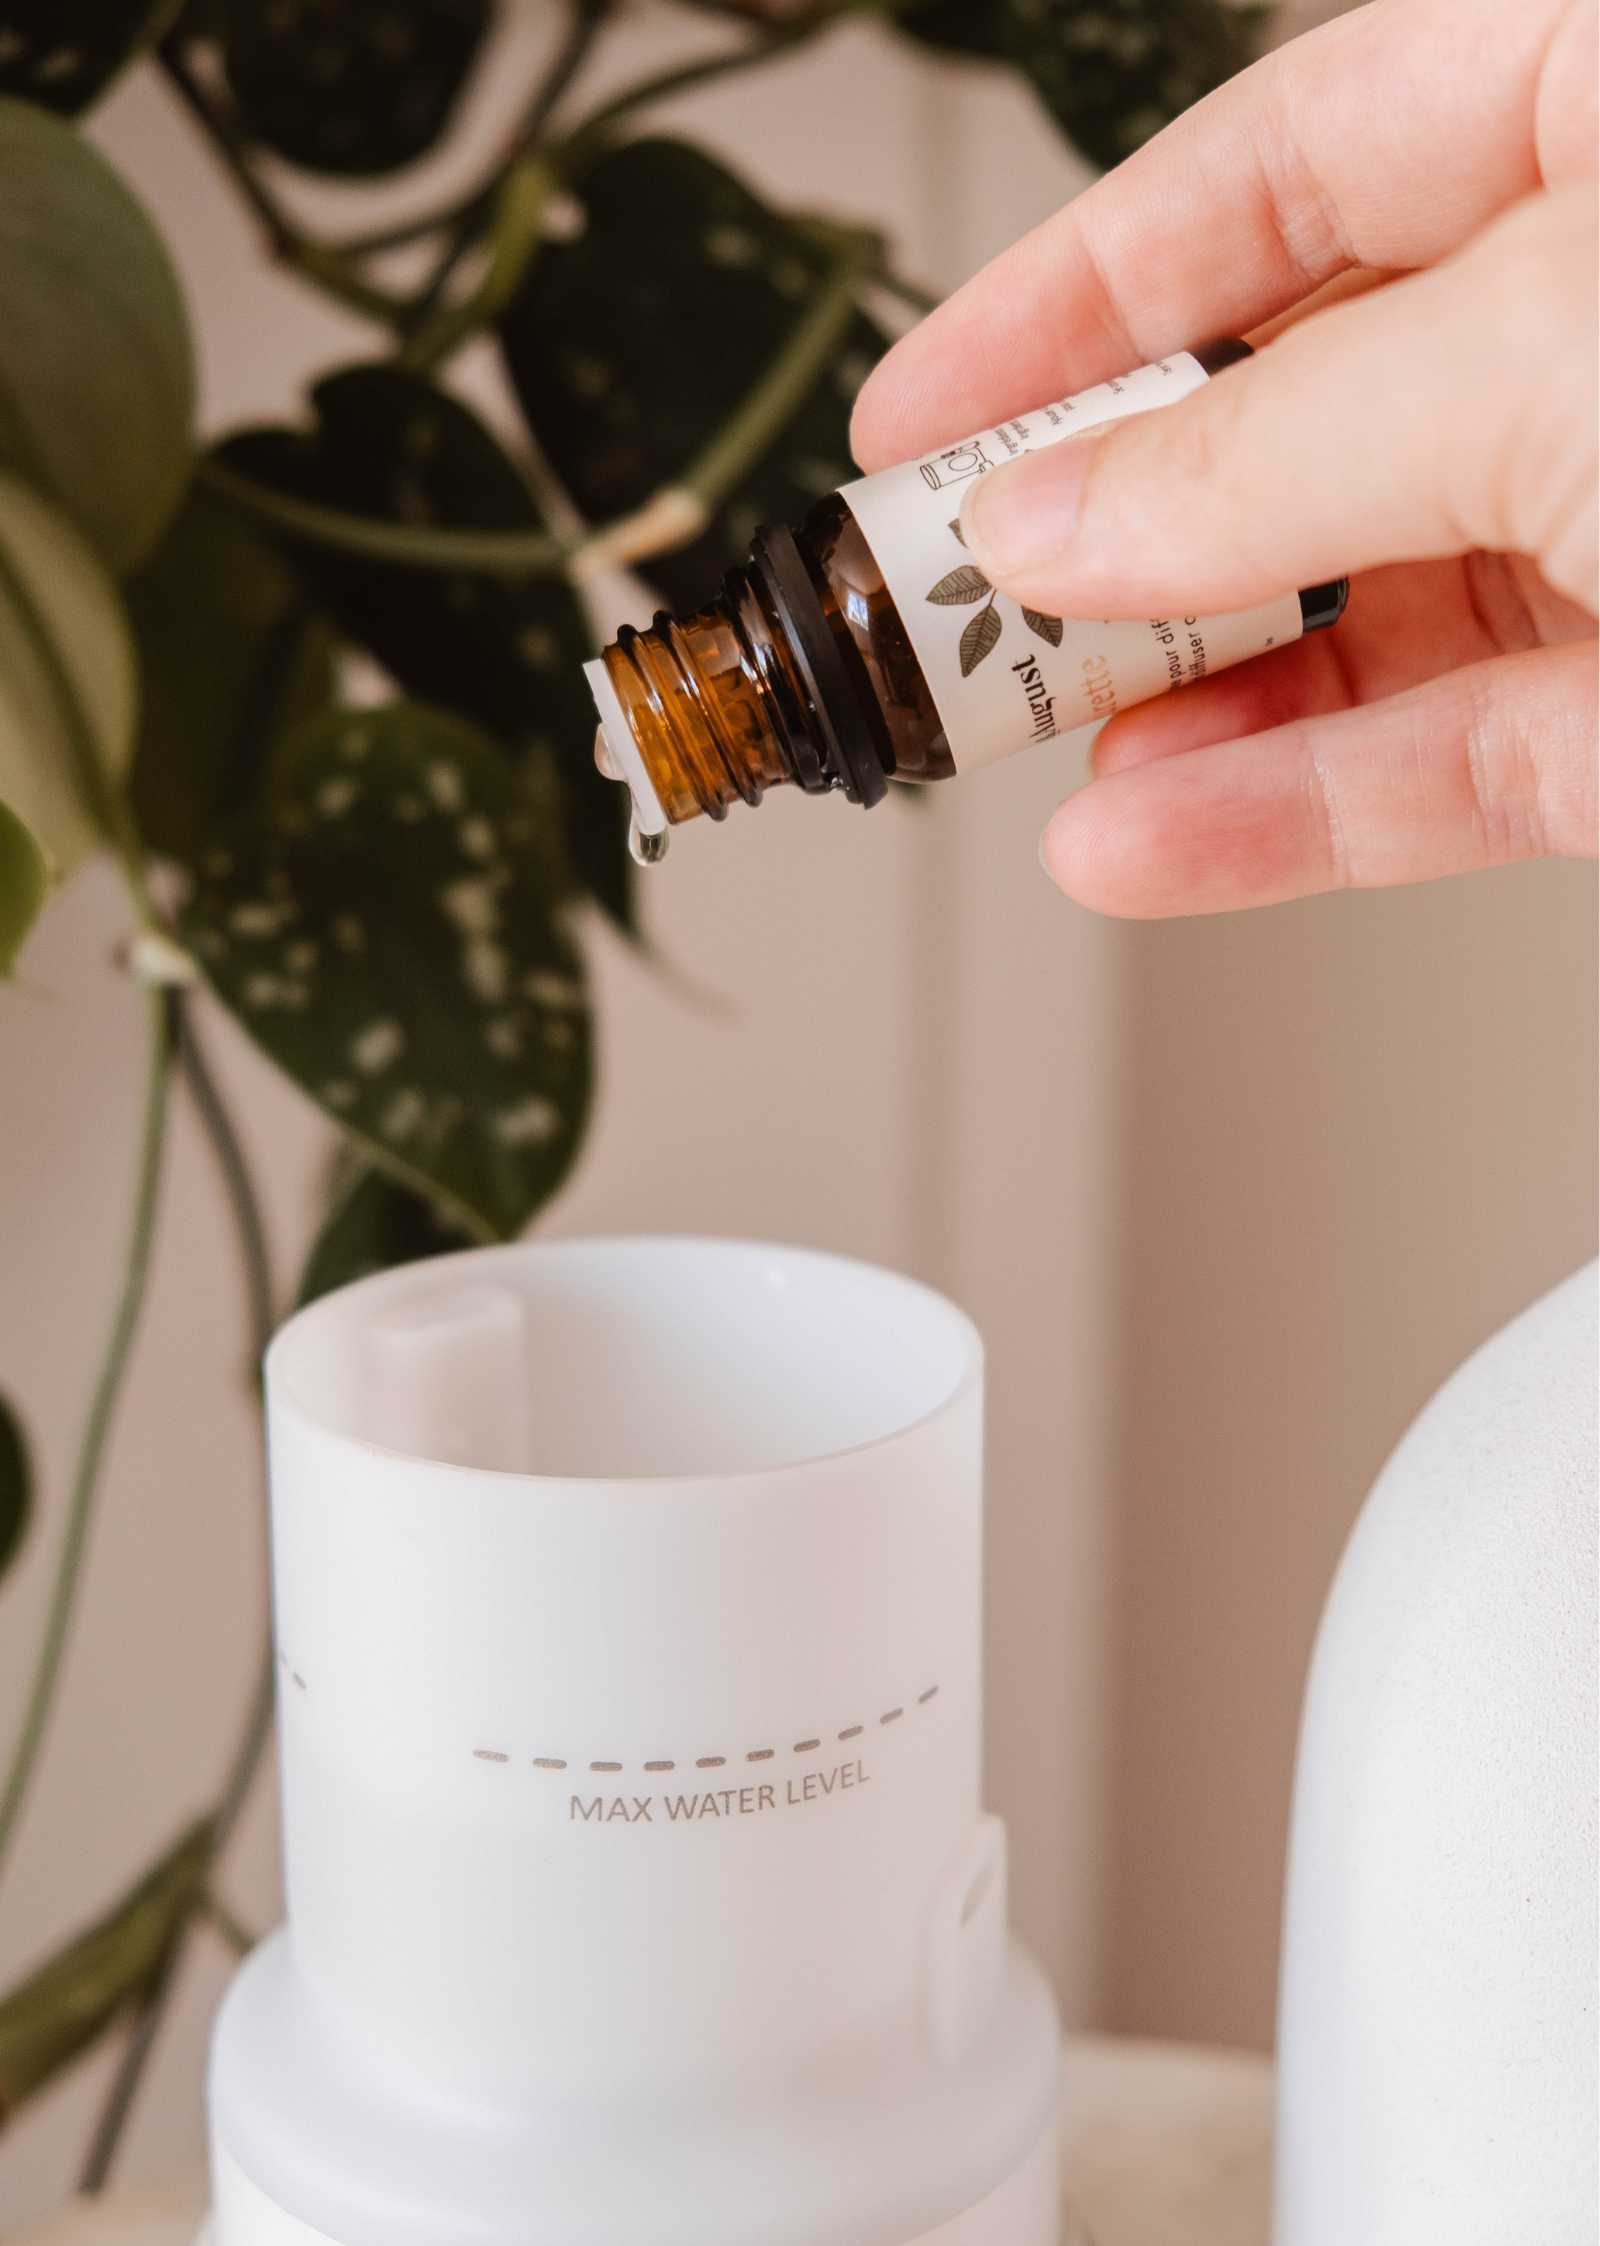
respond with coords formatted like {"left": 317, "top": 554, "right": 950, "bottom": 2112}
{"left": 0, "top": 0, "right": 1594, "bottom": 2221}
{"left": 1107, "top": 860, "right": 1598, "bottom": 2049}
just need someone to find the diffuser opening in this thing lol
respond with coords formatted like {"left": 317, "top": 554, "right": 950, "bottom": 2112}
{"left": 270, "top": 1236, "right": 979, "bottom": 1479}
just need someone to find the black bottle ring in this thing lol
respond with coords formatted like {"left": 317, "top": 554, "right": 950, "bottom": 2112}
{"left": 750, "top": 524, "right": 889, "bottom": 810}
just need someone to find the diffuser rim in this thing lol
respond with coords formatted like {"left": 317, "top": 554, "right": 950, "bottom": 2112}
{"left": 266, "top": 1233, "right": 983, "bottom": 1489}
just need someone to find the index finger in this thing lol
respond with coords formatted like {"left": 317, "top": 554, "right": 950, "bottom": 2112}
{"left": 850, "top": 0, "right": 1582, "bottom": 471}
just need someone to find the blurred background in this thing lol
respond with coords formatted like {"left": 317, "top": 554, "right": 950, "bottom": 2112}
{"left": 0, "top": 0, "right": 1594, "bottom": 2219}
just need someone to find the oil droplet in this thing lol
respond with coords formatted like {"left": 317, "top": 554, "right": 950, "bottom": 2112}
{"left": 593, "top": 724, "right": 625, "bottom": 782}
{"left": 629, "top": 818, "right": 669, "bottom": 867}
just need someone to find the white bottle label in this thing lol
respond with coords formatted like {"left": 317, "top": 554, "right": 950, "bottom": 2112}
{"left": 838, "top": 352, "right": 1304, "bottom": 776}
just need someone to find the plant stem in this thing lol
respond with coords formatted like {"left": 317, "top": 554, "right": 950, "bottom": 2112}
{"left": 397, "top": 0, "right": 610, "bottom": 316}
{"left": 177, "top": 1003, "right": 274, "bottom": 1370}
{"left": 332, "top": 0, "right": 610, "bottom": 269}
{"left": 75, "top": 1941, "right": 180, "bottom": 2194}
{"left": 873, "top": 269, "right": 941, "bottom": 315}
{"left": 76, "top": 1642, "right": 275, "bottom": 2193}
{"left": 678, "top": 233, "right": 877, "bottom": 511}
{"left": 0, "top": 1819, "right": 212, "bottom": 2132}
{"left": 198, "top": 457, "right": 568, "bottom": 572}
{"left": 565, "top": 229, "right": 881, "bottom": 580}
{"left": 202, "top": 224, "right": 884, "bottom": 577}
{"left": 523, "top": 0, "right": 613, "bottom": 141}
{"left": 200, "top": 1887, "right": 259, "bottom": 1960}
{"left": 0, "top": 990, "right": 173, "bottom": 1883}
{"left": 77, "top": 1004, "right": 281, "bottom": 2191}
{"left": 159, "top": 45, "right": 408, "bottom": 329}
{"left": 158, "top": 43, "right": 296, "bottom": 254}
{"left": 397, "top": 158, "right": 554, "bottom": 375}
{"left": 548, "top": 28, "right": 807, "bottom": 179}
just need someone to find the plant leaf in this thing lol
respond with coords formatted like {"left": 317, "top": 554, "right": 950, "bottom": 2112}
{"left": 895, "top": 0, "right": 1008, "bottom": 63}
{"left": 899, "top": 0, "right": 1260, "bottom": 171}
{"left": 0, "top": 473, "right": 136, "bottom": 885}
{"left": 297, "top": 1157, "right": 475, "bottom": 1309}
{"left": 0, "top": 1817, "right": 211, "bottom": 2120}
{"left": 927, "top": 565, "right": 992, "bottom": 606}
{"left": 221, "top": 0, "right": 494, "bottom": 177}
{"left": 0, "top": 97, "right": 193, "bottom": 570}
{"left": 948, "top": 517, "right": 966, "bottom": 546}
{"left": 501, "top": 137, "right": 890, "bottom": 610}
{"left": 959, "top": 604, "right": 1002, "bottom": 676}
{"left": 215, "top": 367, "right": 631, "bottom": 932}
{"left": 0, "top": 795, "right": 47, "bottom": 975}
{"left": 184, "top": 701, "right": 593, "bottom": 1242}
{"left": 125, "top": 479, "right": 335, "bottom": 866}
{"left": 1022, "top": 608, "right": 1064, "bottom": 647}
{"left": 0, "top": 1, "right": 179, "bottom": 117}
{"left": 0, "top": 1392, "right": 31, "bottom": 1582}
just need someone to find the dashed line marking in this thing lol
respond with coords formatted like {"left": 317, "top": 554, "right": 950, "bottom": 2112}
{"left": 504, "top": 1686, "right": 941, "bottom": 1771}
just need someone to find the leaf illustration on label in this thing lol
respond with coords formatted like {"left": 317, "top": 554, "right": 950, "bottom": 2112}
{"left": 948, "top": 517, "right": 966, "bottom": 546}
{"left": 959, "top": 604, "right": 1002, "bottom": 675}
{"left": 1022, "top": 608, "right": 1064, "bottom": 647}
{"left": 927, "top": 565, "right": 991, "bottom": 605}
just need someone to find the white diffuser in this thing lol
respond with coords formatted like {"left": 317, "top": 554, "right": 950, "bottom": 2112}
{"left": 206, "top": 1237, "right": 1062, "bottom": 2245}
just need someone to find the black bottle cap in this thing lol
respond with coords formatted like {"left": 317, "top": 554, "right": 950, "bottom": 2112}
{"left": 749, "top": 524, "right": 889, "bottom": 810}
{"left": 1192, "top": 336, "right": 1253, "bottom": 376}
{"left": 1299, "top": 580, "right": 1350, "bottom": 633}
{"left": 1194, "top": 346, "right": 1349, "bottom": 637}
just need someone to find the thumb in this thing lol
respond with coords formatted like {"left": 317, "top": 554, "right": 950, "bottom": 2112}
{"left": 960, "top": 181, "right": 1598, "bottom": 624}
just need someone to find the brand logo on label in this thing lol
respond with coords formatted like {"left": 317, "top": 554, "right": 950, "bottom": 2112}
{"left": 924, "top": 518, "right": 1063, "bottom": 699}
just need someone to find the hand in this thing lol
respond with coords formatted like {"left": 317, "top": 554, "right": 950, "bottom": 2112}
{"left": 851, "top": 0, "right": 1598, "bottom": 916}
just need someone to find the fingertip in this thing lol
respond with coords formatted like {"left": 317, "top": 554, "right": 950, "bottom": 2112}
{"left": 1038, "top": 785, "right": 1144, "bottom": 916}
{"left": 1038, "top": 751, "right": 1314, "bottom": 919}
{"left": 845, "top": 389, "right": 883, "bottom": 476}
{"left": 848, "top": 345, "right": 917, "bottom": 475}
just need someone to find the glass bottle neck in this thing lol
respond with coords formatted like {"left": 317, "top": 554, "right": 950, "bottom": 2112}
{"left": 600, "top": 565, "right": 809, "bottom": 826}
{"left": 599, "top": 520, "right": 896, "bottom": 826}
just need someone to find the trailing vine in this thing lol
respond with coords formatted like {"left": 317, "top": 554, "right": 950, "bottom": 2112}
{"left": 0, "top": 0, "right": 1259, "bottom": 2188}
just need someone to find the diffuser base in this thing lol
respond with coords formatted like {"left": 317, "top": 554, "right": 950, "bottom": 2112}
{"left": 212, "top": 2117, "right": 1060, "bottom": 2246}
{"left": 209, "top": 1931, "right": 1061, "bottom": 2246}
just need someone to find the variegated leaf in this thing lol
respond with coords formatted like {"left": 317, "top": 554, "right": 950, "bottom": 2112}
{"left": 185, "top": 702, "right": 592, "bottom": 1243}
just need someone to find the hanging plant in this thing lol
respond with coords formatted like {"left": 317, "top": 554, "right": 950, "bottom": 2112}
{"left": 0, "top": 0, "right": 1261, "bottom": 2185}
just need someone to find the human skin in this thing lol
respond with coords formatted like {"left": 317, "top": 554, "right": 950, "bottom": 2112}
{"left": 850, "top": 0, "right": 1598, "bottom": 916}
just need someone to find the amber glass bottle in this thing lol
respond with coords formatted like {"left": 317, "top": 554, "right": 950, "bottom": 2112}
{"left": 587, "top": 341, "right": 1347, "bottom": 846}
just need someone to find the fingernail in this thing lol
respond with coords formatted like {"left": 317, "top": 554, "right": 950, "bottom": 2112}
{"left": 963, "top": 435, "right": 1099, "bottom": 579}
